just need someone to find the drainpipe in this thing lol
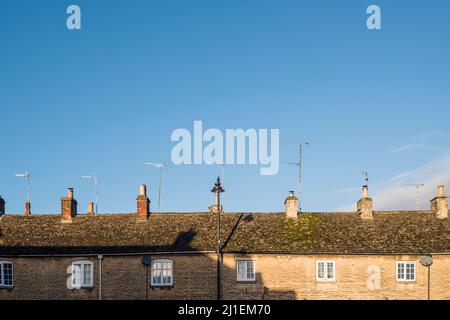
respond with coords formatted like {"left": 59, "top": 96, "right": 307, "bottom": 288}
{"left": 98, "top": 255, "right": 103, "bottom": 300}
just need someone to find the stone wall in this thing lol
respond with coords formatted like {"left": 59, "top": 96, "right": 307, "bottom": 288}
{"left": 1, "top": 253, "right": 449, "bottom": 300}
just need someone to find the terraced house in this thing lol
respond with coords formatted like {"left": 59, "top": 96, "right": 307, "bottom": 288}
{"left": 0, "top": 180, "right": 449, "bottom": 300}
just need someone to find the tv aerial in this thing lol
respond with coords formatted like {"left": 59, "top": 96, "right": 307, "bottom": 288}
{"left": 348, "top": 171, "right": 369, "bottom": 186}
{"left": 403, "top": 183, "right": 424, "bottom": 210}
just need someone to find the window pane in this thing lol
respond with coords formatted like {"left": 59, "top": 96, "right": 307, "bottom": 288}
{"left": 397, "top": 263, "right": 405, "bottom": 279}
{"left": 247, "top": 261, "right": 254, "bottom": 279}
{"left": 72, "top": 263, "right": 82, "bottom": 286}
{"left": 327, "top": 262, "right": 334, "bottom": 279}
{"left": 83, "top": 264, "right": 92, "bottom": 286}
{"left": 405, "top": 263, "right": 415, "bottom": 280}
{"left": 0, "top": 264, "right": 3, "bottom": 285}
{"left": 152, "top": 260, "right": 172, "bottom": 285}
{"left": 4, "top": 264, "right": 12, "bottom": 286}
{"left": 237, "top": 261, "right": 245, "bottom": 279}
{"left": 318, "top": 262, "right": 325, "bottom": 279}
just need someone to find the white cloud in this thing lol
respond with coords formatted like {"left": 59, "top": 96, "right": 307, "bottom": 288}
{"left": 387, "top": 143, "right": 446, "bottom": 154}
{"left": 336, "top": 155, "right": 450, "bottom": 211}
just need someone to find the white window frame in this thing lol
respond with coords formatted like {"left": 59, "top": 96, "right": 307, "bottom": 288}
{"left": 0, "top": 261, "right": 13, "bottom": 288}
{"left": 236, "top": 259, "right": 256, "bottom": 282}
{"left": 151, "top": 259, "right": 173, "bottom": 287}
{"left": 316, "top": 260, "right": 336, "bottom": 282}
{"left": 70, "top": 261, "right": 94, "bottom": 289}
{"left": 396, "top": 261, "right": 416, "bottom": 282}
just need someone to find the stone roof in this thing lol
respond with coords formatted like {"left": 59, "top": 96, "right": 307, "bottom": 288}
{"left": 0, "top": 211, "right": 449, "bottom": 255}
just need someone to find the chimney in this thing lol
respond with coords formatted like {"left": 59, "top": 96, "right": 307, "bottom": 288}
{"left": 61, "top": 187, "right": 77, "bottom": 223}
{"left": 25, "top": 201, "right": 31, "bottom": 216}
{"left": 136, "top": 184, "right": 150, "bottom": 220}
{"left": 209, "top": 177, "right": 224, "bottom": 214}
{"left": 284, "top": 191, "right": 299, "bottom": 219}
{"left": 87, "top": 202, "right": 95, "bottom": 215}
{"left": 430, "top": 185, "right": 448, "bottom": 219}
{"left": 0, "top": 195, "right": 5, "bottom": 216}
{"left": 357, "top": 185, "right": 373, "bottom": 220}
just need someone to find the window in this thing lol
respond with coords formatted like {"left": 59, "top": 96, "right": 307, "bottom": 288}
{"left": 0, "top": 262, "right": 13, "bottom": 288}
{"left": 316, "top": 261, "right": 336, "bottom": 282}
{"left": 70, "top": 261, "right": 93, "bottom": 289}
{"left": 151, "top": 259, "right": 173, "bottom": 286}
{"left": 236, "top": 260, "right": 256, "bottom": 282}
{"left": 397, "top": 261, "right": 416, "bottom": 282}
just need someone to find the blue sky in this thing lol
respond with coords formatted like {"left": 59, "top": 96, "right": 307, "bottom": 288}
{"left": 1, "top": 1, "right": 450, "bottom": 214}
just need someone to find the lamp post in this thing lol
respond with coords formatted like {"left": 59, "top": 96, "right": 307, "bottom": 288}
{"left": 211, "top": 177, "right": 224, "bottom": 300}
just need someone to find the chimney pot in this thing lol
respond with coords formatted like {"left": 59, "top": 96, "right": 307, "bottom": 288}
{"left": 139, "top": 184, "right": 147, "bottom": 196}
{"left": 88, "top": 202, "right": 95, "bottom": 214}
{"left": 25, "top": 201, "right": 31, "bottom": 216}
{"left": 68, "top": 187, "right": 74, "bottom": 199}
{"left": 362, "top": 185, "right": 369, "bottom": 198}
{"left": 431, "top": 185, "right": 448, "bottom": 219}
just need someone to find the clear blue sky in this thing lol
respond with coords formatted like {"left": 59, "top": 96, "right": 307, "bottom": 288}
{"left": 1, "top": 1, "right": 450, "bottom": 214}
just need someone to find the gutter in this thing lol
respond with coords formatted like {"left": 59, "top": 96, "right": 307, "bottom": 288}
{"left": 220, "top": 251, "right": 450, "bottom": 256}
{"left": 0, "top": 251, "right": 216, "bottom": 258}
{"left": 1, "top": 250, "right": 449, "bottom": 258}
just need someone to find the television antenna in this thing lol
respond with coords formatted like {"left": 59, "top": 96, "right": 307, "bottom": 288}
{"left": 81, "top": 174, "right": 98, "bottom": 214}
{"left": 404, "top": 183, "right": 424, "bottom": 210}
{"left": 348, "top": 171, "right": 369, "bottom": 186}
{"left": 283, "top": 141, "right": 310, "bottom": 211}
{"left": 144, "top": 162, "right": 168, "bottom": 212}
{"left": 15, "top": 171, "right": 31, "bottom": 202}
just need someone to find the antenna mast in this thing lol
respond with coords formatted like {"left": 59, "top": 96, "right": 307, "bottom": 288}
{"left": 404, "top": 183, "right": 425, "bottom": 210}
{"left": 82, "top": 174, "right": 98, "bottom": 214}
{"left": 348, "top": 171, "right": 369, "bottom": 186}
{"left": 15, "top": 171, "right": 31, "bottom": 202}
{"left": 283, "top": 141, "right": 310, "bottom": 211}
{"left": 145, "top": 162, "right": 168, "bottom": 213}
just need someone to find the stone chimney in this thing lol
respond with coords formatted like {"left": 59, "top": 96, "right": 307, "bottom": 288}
{"left": 284, "top": 191, "right": 299, "bottom": 219}
{"left": 0, "top": 195, "right": 5, "bottom": 216}
{"left": 430, "top": 185, "right": 448, "bottom": 219}
{"left": 137, "top": 184, "right": 150, "bottom": 220}
{"left": 357, "top": 185, "right": 373, "bottom": 220}
{"left": 87, "top": 202, "right": 95, "bottom": 215}
{"left": 209, "top": 177, "right": 224, "bottom": 214}
{"left": 61, "top": 188, "right": 77, "bottom": 223}
{"left": 25, "top": 201, "right": 31, "bottom": 216}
